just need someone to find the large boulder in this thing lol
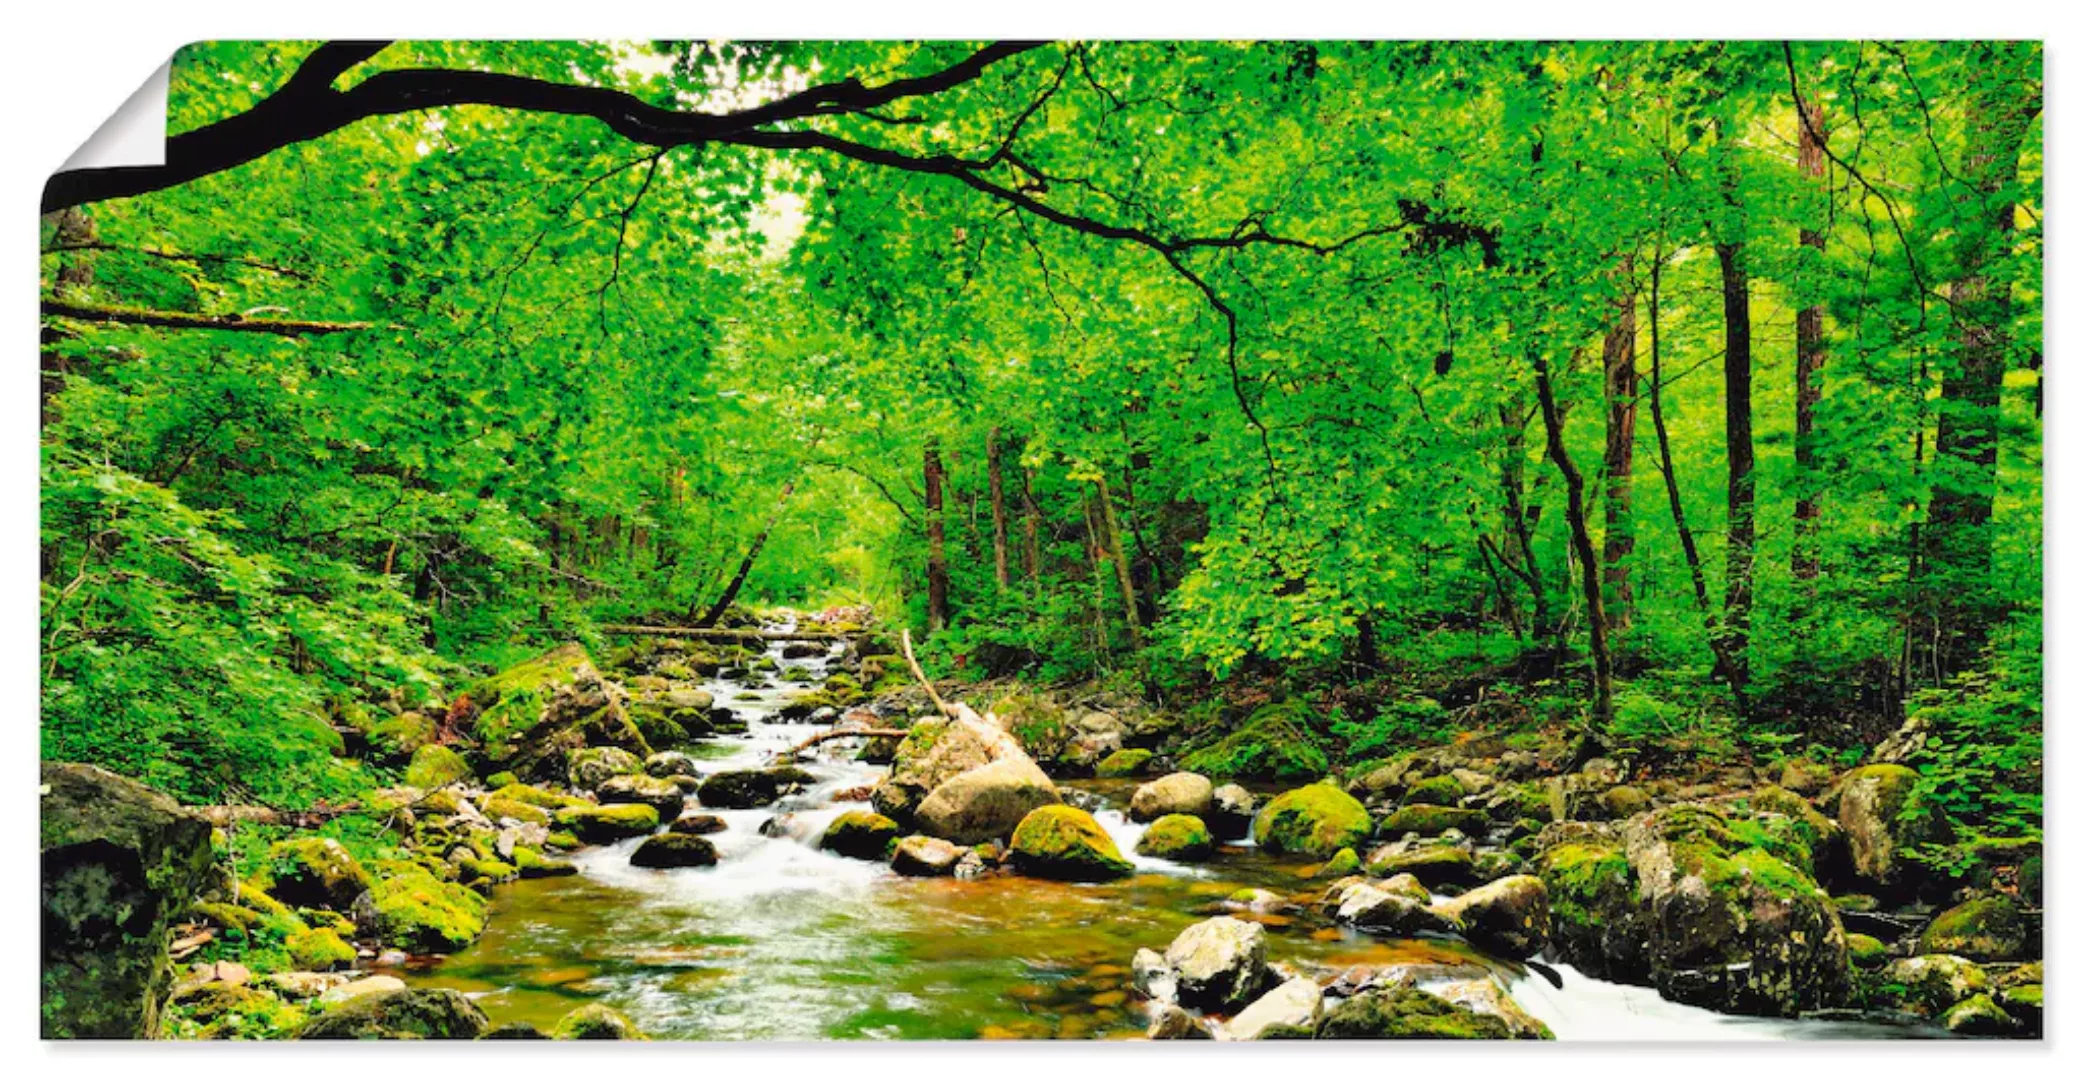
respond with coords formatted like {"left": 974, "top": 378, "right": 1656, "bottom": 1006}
{"left": 41, "top": 762, "right": 214, "bottom": 1038}
{"left": 1534, "top": 805, "right": 1851, "bottom": 1017}
{"left": 262, "top": 837, "right": 373, "bottom": 911}
{"left": 352, "top": 865, "right": 488, "bottom": 953}
{"left": 1162, "top": 916, "right": 1271, "bottom": 1011}
{"left": 871, "top": 713, "right": 1058, "bottom": 833}
{"left": 1253, "top": 781, "right": 1372, "bottom": 857}
{"left": 1335, "top": 881, "right": 1461, "bottom": 937}
{"left": 1128, "top": 772, "right": 1215, "bottom": 823}
{"left": 914, "top": 757, "right": 1062, "bottom": 845}
{"left": 698, "top": 766, "right": 817, "bottom": 809}
{"left": 1009, "top": 806, "right": 1133, "bottom": 881}
{"left": 299, "top": 987, "right": 490, "bottom": 1039}
{"left": 1835, "top": 764, "right": 1948, "bottom": 892}
{"left": 403, "top": 744, "right": 471, "bottom": 790}
{"left": 467, "top": 644, "right": 650, "bottom": 781}
{"left": 1433, "top": 875, "right": 1550, "bottom": 960}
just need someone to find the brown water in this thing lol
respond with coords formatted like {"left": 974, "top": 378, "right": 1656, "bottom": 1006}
{"left": 398, "top": 631, "right": 1935, "bottom": 1041}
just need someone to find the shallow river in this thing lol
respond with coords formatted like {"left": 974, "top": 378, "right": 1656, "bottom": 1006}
{"left": 400, "top": 633, "right": 1936, "bottom": 1040}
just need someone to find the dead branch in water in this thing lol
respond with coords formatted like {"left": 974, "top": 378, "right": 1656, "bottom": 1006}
{"left": 775, "top": 726, "right": 909, "bottom": 761}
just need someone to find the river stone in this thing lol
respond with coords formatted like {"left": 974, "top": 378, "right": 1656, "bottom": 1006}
{"left": 1317, "top": 985, "right": 1514, "bottom": 1039}
{"left": 1009, "top": 805, "right": 1133, "bottom": 881}
{"left": 891, "top": 835, "right": 966, "bottom": 876}
{"left": 567, "top": 746, "right": 643, "bottom": 790}
{"left": 670, "top": 814, "right": 727, "bottom": 835}
{"left": 263, "top": 836, "right": 374, "bottom": 911}
{"left": 630, "top": 833, "right": 719, "bottom": 869}
{"left": 1129, "top": 772, "right": 1215, "bottom": 823}
{"left": 1942, "top": 993, "right": 2017, "bottom": 1036}
{"left": 264, "top": 971, "right": 352, "bottom": 1000}
{"left": 698, "top": 766, "right": 817, "bottom": 809}
{"left": 915, "top": 757, "right": 1063, "bottom": 845}
{"left": 1433, "top": 874, "right": 1550, "bottom": 960}
{"left": 300, "top": 987, "right": 490, "bottom": 1039}
{"left": 1919, "top": 896, "right": 2031, "bottom": 962}
{"left": 1882, "top": 955, "right": 1989, "bottom": 1015}
{"left": 596, "top": 773, "right": 687, "bottom": 819}
{"left": 872, "top": 713, "right": 1037, "bottom": 825}
{"left": 1335, "top": 882, "right": 1461, "bottom": 937}
{"left": 1226, "top": 976, "right": 1323, "bottom": 1040}
{"left": 1136, "top": 814, "right": 1216, "bottom": 861}
{"left": 1254, "top": 781, "right": 1372, "bottom": 857}
{"left": 552, "top": 1002, "right": 647, "bottom": 1039}
{"left": 1132, "top": 947, "right": 1177, "bottom": 1003}
{"left": 821, "top": 811, "right": 901, "bottom": 860}
{"left": 1364, "top": 845, "right": 1476, "bottom": 888}
{"left": 41, "top": 761, "right": 214, "bottom": 1039}
{"left": 1208, "top": 784, "right": 1257, "bottom": 841}
{"left": 553, "top": 802, "right": 660, "bottom": 842}
{"left": 1429, "top": 979, "right": 1554, "bottom": 1039}
{"left": 1163, "top": 916, "right": 1270, "bottom": 1011}
{"left": 644, "top": 751, "right": 700, "bottom": 779}
{"left": 1836, "top": 764, "right": 1948, "bottom": 892}
{"left": 1146, "top": 1003, "right": 1213, "bottom": 1039}
{"left": 318, "top": 975, "right": 407, "bottom": 1005}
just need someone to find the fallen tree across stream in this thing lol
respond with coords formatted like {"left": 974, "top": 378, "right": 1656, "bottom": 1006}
{"left": 597, "top": 624, "right": 859, "bottom": 642}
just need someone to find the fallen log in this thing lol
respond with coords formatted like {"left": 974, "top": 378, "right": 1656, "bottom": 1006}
{"left": 598, "top": 624, "right": 854, "bottom": 642}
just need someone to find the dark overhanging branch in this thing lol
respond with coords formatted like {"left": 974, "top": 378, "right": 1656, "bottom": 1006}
{"left": 41, "top": 298, "right": 373, "bottom": 336}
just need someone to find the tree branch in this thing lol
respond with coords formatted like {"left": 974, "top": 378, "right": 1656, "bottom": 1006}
{"left": 41, "top": 298, "right": 372, "bottom": 336}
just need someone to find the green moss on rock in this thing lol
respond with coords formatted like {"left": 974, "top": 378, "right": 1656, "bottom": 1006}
{"left": 286, "top": 927, "right": 356, "bottom": 971}
{"left": 553, "top": 802, "right": 660, "bottom": 843}
{"left": 1253, "top": 781, "right": 1371, "bottom": 857}
{"left": 1010, "top": 806, "right": 1134, "bottom": 881}
{"left": 1179, "top": 701, "right": 1331, "bottom": 783}
{"left": 1095, "top": 748, "right": 1155, "bottom": 778}
{"left": 821, "top": 811, "right": 901, "bottom": 860}
{"left": 552, "top": 1003, "right": 647, "bottom": 1039}
{"left": 262, "top": 837, "right": 373, "bottom": 911}
{"left": 1921, "top": 896, "right": 2030, "bottom": 962}
{"left": 1137, "top": 814, "right": 1216, "bottom": 861}
{"left": 1379, "top": 804, "right": 1488, "bottom": 838}
{"left": 403, "top": 744, "right": 470, "bottom": 789}
{"left": 357, "top": 867, "right": 487, "bottom": 953}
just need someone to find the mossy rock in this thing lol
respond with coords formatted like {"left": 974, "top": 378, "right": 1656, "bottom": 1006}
{"left": 1010, "top": 806, "right": 1134, "bottom": 881}
{"left": 261, "top": 837, "right": 373, "bottom": 911}
{"left": 1253, "top": 781, "right": 1371, "bottom": 858}
{"left": 545, "top": 830, "right": 582, "bottom": 851}
{"left": 490, "top": 783, "right": 584, "bottom": 810}
{"left": 567, "top": 746, "right": 643, "bottom": 790}
{"left": 821, "top": 811, "right": 901, "bottom": 860}
{"left": 1137, "top": 814, "right": 1215, "bottom": 861}
{"left": 463, "top": 643, "right": 594, "bottom": 750}
{"left": 366, "top": 711, "right": 436, "bottom": 761}
{"left": 299, "top": 988, "right": 489, "bottom": 1039}
{"left": 457, "top": 857, "right": 518, "bottom": 886}
{"left": 1317, "top": 986, "right": 1516, "bottom": 1039}
{"left": 1402, "top": 774, "right": 1466, "bottom": 807}
{"left": 1095, "top": 748, "right": 1155, "bottom": 778}
{"left": 1365, "top": 845, "right": 1476, "bottom": 888}
{"left": 629, "top": 833, "right": 719, "bottom": 869}
{"left": 355, "top": 867, "right": 488, "bottom": 953}
{"left": 1920, "top": 896, "right": 2031, "bottom": 962}
{"left": 193, "top": 901, "right": 265, "bottom": 934}
{"left": 1836, "top": 763, "right": 1950, "bottom": 891}
{"left": 511, "top": 846, "right": 578, "bottom": 878}
{"left": 485, "top": 771, "right": 519, "bottom": 790}
{"left": 1319, "top": 847, "right": 1362, "bottom": 878}
{"left": 551, "top": 1003, "right": 648, "bottom": 1040}
{"left": 1942, "top": 993, "right": 2017, "bottom": 1036}
{"left": 1846, "top": 933, "right": 1888, "bottom": 969}
{"left": 1378, "top": 804, "right": 1488, "bottom": 838}
{"left": 553, "top": 803, "right": 660, "bottom": 843}
{"left": 404, "top": 744, "right": 470, "bottom": 789}
{"left": 286, "top": 927, "right": 356, "bottom": 971}
{"left": 698, "top": 766, "right": 817, "bottom": 810}
{"left": 481, "top": 795, "right": 551, "bottom": 825}
{"left": 1179, "top": 701, "right": 1331, "bottom": 783}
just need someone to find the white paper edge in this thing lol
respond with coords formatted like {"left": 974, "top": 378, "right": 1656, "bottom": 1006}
{"left": 59, "top": 59, "right": 171, "bottom": 173}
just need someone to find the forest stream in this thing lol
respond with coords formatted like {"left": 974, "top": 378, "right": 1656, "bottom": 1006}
{"left": 387, "top": 628, "right": 1938, "bottom": 1041}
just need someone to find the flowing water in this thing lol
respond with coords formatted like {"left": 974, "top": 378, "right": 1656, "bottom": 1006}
{"left": 397, "top": 631, "right": 1940, "bottom": 1041}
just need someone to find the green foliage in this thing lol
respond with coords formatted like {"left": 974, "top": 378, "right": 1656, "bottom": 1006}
{"left": 1330, "top": 698, "right": 1449, "bottom": 762}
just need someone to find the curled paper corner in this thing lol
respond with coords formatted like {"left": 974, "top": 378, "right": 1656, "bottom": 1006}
{"left": 59, "top": 59, "right": 172, "bottom": 174}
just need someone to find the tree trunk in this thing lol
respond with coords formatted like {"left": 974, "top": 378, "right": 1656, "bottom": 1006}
{"left": 986, "top": 427, "right": 1011, "bottom": 590}
{"left": 1649, "top": 254, "right": 1746, "bottom": 698}
{"left": 1793, "top": 98, "right": 1829, "bottom": 583}
{"left": 924, "top": 438, "right": 949, "bottom": 632}
{"left": 1497, "top": 401, "right": 1553, "bottom": 642}
{"left": 1018, "top": 464, "right": 1042, "bottom": 582}
{"left": 695, "top": 480, "right": 796, "bottom": 627}
{"left": 1600, "top": 259, "right": 1638, "bottom": 632}
{"left": 1926, "top": 42, "right": 2035, "bottom": 668}
{"left": 1532, "top": 352, "right": 1612, "bottom": 735}
{"left": 1095, "top": 472, "right": 1141, "bottom": 647}
{"left": 1716, "top": 236, "right": 1756, "bottom": 697}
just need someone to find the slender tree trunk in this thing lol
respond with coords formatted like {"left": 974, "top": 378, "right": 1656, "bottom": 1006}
{"left": 1095, "top": 472, "right": 1141, "bottom": 646}
{"left": 1927, "top": 42, "right": 2035, "bottom": 671}
{"left": 1532, "top": 352, "right": 1612, "bottom": 735}
{"left": 1649, "top": 254, "right": 1745, "bottom": 698}
{"left": 1716, "top": 235, "right": 1756, "bottom": 697}
{"left": 1793, "top": 98, "right": 1829, "bottom": 583}
{"left": 695, "top": 481, "right": 796, "bottom": 627}
{"left": 1600, "top": 259, "right": 1638, "bottom": 632}
{"left": 923, "top": 439, "right": 949, "bottom": 632}
{"left": 986, "top": 427, "right": 1011, "bottom": 590}
{"left": 1497, "top": 402, "right": 1553, "bottom": 641}
{"left": 1018, "top": 464, "right": 1042, "bottom": 583}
